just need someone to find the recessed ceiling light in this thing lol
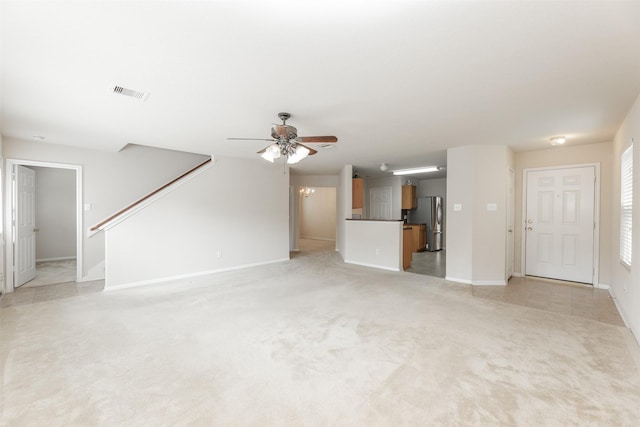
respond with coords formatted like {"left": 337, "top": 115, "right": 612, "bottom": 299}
{"left": 32, "top": 136, "right": 45, "bottom": 140}
{"left": 392, "top": 166, "right": 439, "bottom": 175}
{"left": 550, "top": 136, "right": 566, "bottom": 145}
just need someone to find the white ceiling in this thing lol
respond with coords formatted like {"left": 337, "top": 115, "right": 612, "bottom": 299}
{"left": 2, "top": 1, "right": 639, "bottom": 177}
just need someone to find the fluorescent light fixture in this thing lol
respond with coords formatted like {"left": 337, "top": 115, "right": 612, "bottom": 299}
{"left": 550, "top": 136, "right": 566, "bottom": 145}
{"left": 261, "top": 144, "right": 281, "bottom": 162}
{"left": 287, "top": 145, "right": 310, "bottom": 164}
{"left": 392, "top": 166, "right": 439, "bottom": 175}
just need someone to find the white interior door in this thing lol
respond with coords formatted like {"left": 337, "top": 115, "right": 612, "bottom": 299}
{"left": 506, "top": 169, "right": 515, "bottom": 280}
{"left": 525, "top": 166, "right": 595, "bottom": 283}
{"left": 15, "top": 165, "right": 37, "bottom": 287}
{"left": 370, "top": 187, "right": 392, "bottom": 220}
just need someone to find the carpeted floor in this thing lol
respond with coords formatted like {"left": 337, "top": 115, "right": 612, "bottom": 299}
{"left": 2, "top": 243, "right": 639, "bottom": 426}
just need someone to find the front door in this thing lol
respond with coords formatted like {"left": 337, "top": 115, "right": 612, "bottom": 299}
{"left": 525, "top": 166, "right": 595, "bottom": 284}
{"left": 15, "top": 165, "right": 37, "bottom": 287}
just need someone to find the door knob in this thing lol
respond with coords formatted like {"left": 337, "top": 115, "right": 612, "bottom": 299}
{"left": 527, "top": 227, "right": 533, "bottom": 231}
{"left": 527, "top": 219, "right": 533, "bottom": 224}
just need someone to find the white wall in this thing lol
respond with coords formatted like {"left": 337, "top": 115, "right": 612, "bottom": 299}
{"left": 105, "top": 157, "right": 289, "bottom": 289}
{"left": 446, "top": 145, "right": 511, "bottom": 285}
{"left": 446, "top": 147, "right": 474, "bottom": 283}
{"left": 300, "top": 187, "right": 336, "bottom": 241}
{"left": 609, "top": 91, "right": 640, "bottom": 339}
{"left": 3, "top": 139, "right": 209, "bottom": 280}
{"left": 32, "top": 166, "right": 76, "bottom": 260}
{"left": 514, "top": 141, "right": 612, "bottom": 285}
{"left": 344, "top": 220, "right": 403, "bottom": 271}
{"left": 337, "top": 165, "right": 353, "bottom": 258}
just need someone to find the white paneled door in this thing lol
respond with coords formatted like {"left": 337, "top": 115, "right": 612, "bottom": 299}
{"left": 525, "top": 166, "right": 595, "bottom": 284}
{"left": 370, "top": 187, "right": 392, "bottom": 220}
{"left": 15, "top": 165, "right": 37, "bottom": 287}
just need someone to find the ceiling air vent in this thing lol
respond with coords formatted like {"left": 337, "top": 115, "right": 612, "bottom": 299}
{"left": 112, "top": 85, "right": 150, "bottom": 101}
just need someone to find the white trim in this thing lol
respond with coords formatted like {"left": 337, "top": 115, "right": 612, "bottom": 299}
{"left": 594, "top": 283, "right": 610, "bottom": 290}
{"left": 299, "top": 236, "right": 336, "bottom": 242}
{"left": 105, "top": 258, "right": 291, "bottom": 292}
{"left": 512, "top": 272, "right": 524, "bottom": 277}
{"left": 344, "top": 260, "right": 400, "bottom": 272}
{"left": 472, "top": 280, "right": 507, "bottom": 286}
{"left": 608, "top": 285, "right": 631, "bottom": 329}
{"left": 90, "top": 161, "right": 212, "bottom": 235}
{"left": 35, "top": 256, "right": 77, "bottom": 262}
{"left": 445, "top": 276, "right": 472, "bottom": 284}
{"left": 4, "top": 159, "right": 83, "bottom": 293}
{"left": 521, "top": 163, "right": 600, "bottom": 286}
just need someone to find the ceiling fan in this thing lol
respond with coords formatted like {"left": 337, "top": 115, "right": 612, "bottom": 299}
{"left": 227, "top": 112, "right": 338, "bottom": 164}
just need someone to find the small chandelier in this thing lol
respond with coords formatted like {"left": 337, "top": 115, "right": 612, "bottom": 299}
{"left": 299, "top": 187, "right": 316, "bottom": 197}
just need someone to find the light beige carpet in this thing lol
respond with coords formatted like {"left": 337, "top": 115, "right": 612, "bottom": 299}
{"left": 2, "top": 248, "right": 640, "bottom": 426}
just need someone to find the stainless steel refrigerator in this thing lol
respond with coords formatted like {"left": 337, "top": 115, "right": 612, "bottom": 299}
{"left": 407, "top": 196, "right": 443, "bottom": 251}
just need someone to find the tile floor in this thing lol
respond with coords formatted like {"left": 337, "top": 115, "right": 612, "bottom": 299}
{"left": 0, "top": 279, "right": 105, "bottom": 308}
{"left": 406, "top": 250, "right": 446, "bottom": 278}
{"left": 23, "top": 259, "right": 77, "bottom": 288}
{"left": 472, "top": 276, "right": 625, "bottom": 327}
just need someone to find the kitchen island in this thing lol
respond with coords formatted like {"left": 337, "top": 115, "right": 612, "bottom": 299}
{"left": 344, "top": 219, "right": 405, "bottom": 271}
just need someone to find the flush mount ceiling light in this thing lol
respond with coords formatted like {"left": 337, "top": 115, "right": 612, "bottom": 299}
{"left": 392, "top": 166, "right": 439, "bottom": 175}
{"left": 380, "top": 163, "right": 388, "bottom": 171}
{"left": 550, "top": 136, "right": 567, "bottom": 145}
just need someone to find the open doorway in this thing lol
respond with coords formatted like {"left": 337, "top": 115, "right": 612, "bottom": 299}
{"left": 297, "top": 186, "right": 336, "bottom": 253}
{"left": 4, "top": 159, "right": 83, "bottom": 293}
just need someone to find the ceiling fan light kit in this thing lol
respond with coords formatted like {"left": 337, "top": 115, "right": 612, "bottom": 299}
{"left": 228, "top": 112, "right": 337, "bottom": 164}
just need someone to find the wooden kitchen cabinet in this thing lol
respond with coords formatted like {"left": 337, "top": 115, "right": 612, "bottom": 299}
{"left": 402, "top": 185, "right": 417, "bottom": 209}
{"left": 403, "top": 227, "right": 413, "bottom": 269}
{"left": 407, "top": 224, "right": 426, "bottom": 252}
{"left": 352, "top": 178, "right": 364, "bottom": 209}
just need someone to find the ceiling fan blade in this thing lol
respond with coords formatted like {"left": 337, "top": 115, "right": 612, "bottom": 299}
{"left": 257, "top": 146, "right": 269, "bottom": 154}
{"left": 227, "top": 138, "right": 275, "bottom": 142}
{"left": 297, "top": 143, "right": 318, "bottom": 155}
{"left": 295, "top": 136, "right": 338, "bottom": 143}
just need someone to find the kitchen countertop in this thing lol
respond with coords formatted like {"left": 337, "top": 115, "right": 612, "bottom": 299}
{"left": 346, "top": 218, "right": 404, "bottom": 222}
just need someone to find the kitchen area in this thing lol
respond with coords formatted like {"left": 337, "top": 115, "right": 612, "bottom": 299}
{"left": 351, "top": 172, "right": 446, "bottom": 277}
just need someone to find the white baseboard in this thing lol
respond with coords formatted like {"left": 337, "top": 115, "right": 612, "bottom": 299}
{"left": 445, "top": 276, "right": 472, "bottom": 284}
{"left": 512, "top": 272, "right": 524, "bottom": 277}
{"left": 344, "top": 260, "right": 400, "bottom": 272}
{"left": 594, "top": 283, "right": 610, "bottom": 290}
{"left": 300, "top": 236, "right": 336, "bottom": 242}
{"left": 105, "top": 258, "right": 291, "bottom": 292}
{"left": 36, "top": 256, "right": 77, "bottom": 262}
{"left": 473, "top": 280, "right": 507, "bottom": 286}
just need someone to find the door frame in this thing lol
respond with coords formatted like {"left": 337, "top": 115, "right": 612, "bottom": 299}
{"left": 521, "top": 163, "right": 600, "bottom": 286}
{"left": 4, "top": 159, "right": 84, "bottom": 293}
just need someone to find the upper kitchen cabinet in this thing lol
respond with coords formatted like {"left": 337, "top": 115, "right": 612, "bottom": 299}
{"left": 352, "top": 178, "right": 364, "bottom": 209}
{"left": 402, "top": 185, "right": 417, "bottom": 209}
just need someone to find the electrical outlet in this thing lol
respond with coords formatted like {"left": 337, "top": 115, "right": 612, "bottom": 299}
{"left": 216, "top": 250, "right": 222, "bottom": 258}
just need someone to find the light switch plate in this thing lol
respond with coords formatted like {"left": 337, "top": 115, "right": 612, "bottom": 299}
{"left": 84, "top": 203, "right": 92, "bottom": 211}
{"left": 453, "top": 203, "right": 462, "bottom": 211}
{"left": 487, "top": 203, "right": 497, "bottom": 211}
